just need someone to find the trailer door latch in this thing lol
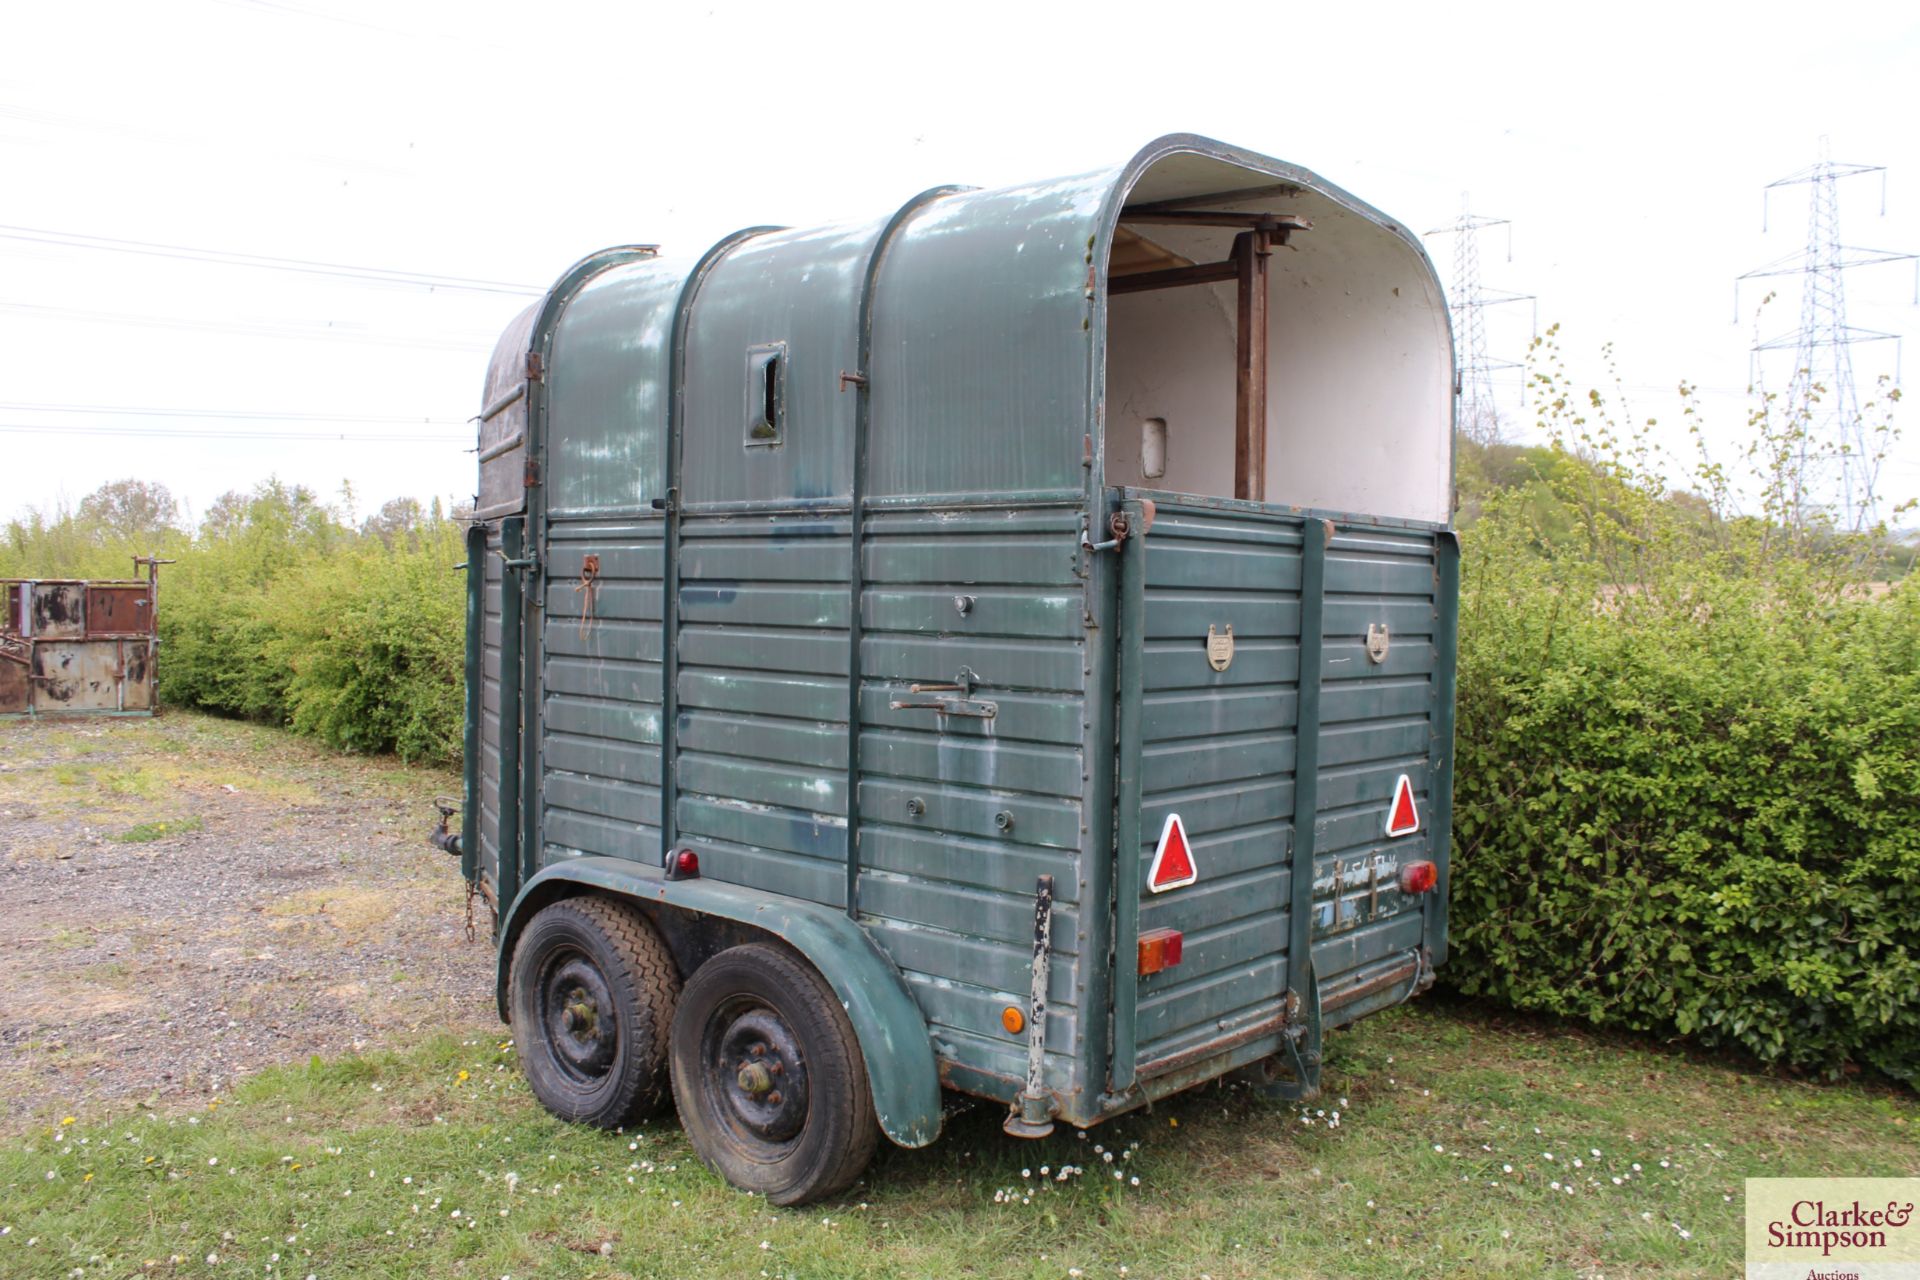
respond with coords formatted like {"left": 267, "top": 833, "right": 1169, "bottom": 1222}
{"left": 891, "top": 667, "right": 996, "bottom": 719}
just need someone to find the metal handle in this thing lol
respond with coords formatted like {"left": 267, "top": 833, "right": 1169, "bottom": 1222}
{"left": 477, "top": 429, "right": 525, "bottom": 464}
{"left": 889, "top": 696, "right": 997, "bottom": 719}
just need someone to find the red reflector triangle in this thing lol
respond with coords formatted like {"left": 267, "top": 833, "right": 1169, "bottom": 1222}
{"left": 1148, "top": 813, "right": 1197, "bottom": 893}
{"left": 1385, "top": 773, "right": 1420, "bottom": 838}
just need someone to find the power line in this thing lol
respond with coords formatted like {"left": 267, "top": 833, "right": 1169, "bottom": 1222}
{"left": 0, "top": 222, "right": 545, "bottom": 296}
{"left": 0, "top": 300, "right": 498, "bottom": 353}
{"left": 0, "top": 100, "right": 410, "bottom": 181}
{"left": 0, "top": 401, "right": 467, "bottom": 426}
{"left": 207, "top": 0, "right": 514, "bottom": 54}
{"left": 0, "top": 421, "right": 469, "bottom": 444}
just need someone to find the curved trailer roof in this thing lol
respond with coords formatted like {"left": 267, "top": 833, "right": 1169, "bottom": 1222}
{"left": 477, "top": 134, "right": 1454, "bottom": 526}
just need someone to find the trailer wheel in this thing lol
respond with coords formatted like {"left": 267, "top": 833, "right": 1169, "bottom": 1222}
{"left": 670, "top": 942, "right": 878, "bottom": 1205}
{"left": 508, "top": 896, "right": 679, "bottom": 1128}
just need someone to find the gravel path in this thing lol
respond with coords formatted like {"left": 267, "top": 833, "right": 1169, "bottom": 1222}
{"left": 0, "top": 712, "right": 494, "bottom": 1124}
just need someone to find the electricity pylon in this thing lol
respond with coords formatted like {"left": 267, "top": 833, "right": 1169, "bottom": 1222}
{"left": 1426, "top": 198, "right": 1534, "bottom": 444}
{"left": 1738, "top": 138, "right": 1916, "bottom": 530}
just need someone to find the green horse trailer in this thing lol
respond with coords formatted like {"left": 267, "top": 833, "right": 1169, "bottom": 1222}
{"left": 438, "top": 133, "right": 1460, "bottom": 1204}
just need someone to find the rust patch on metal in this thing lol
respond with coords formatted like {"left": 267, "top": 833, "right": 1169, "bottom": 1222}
{"left": 2, "top": 558, "right": 165, "bottom": 717}
{"left": 0, "top": 646, "right": 27, "bottom": 713}
{"left": 86, "top": 585, "right": 152, "bottom": 636}
{"left": 31, "top": 582, "right": 86, "bottom": 638}
{"left": 1138, "top": 1010, "right": 1288, "bottom": 1080}
{"left": 1318, "top": 954, "right": 1421, "bottom": 1014}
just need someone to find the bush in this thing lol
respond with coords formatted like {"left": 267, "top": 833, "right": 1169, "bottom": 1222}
{"left": 273, "top": 534, "right": 467, "bottom": 762}
{"left": 7, "top": 477, "right": 467, "bottom": 764}
{"left": 153, "top": 483, "right": 467, "bottom": 764}
{"left": 1446, "top": 332, "right": 1920, "bottom": 1085}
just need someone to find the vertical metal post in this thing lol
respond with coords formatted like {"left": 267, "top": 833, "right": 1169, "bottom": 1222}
{"left": 1004, "top": 874, "right": 1057, "bottom": 1138}
{"left": 659, "top": 228, "right": 776, "bottom": 867}
{"left": 1286, "top": 519, "right": 1331, "bottom": 1035}
{"left": 132, "top": 553, "right": 171, "bottom": 712}
{"left": 1425, "top": 530, "right": 1462, "bottom": 966}
{"left": 1234, "top": 228, "right": 1272, "bottom": 502}
{"left": 142, "top": 558, "right": 157, "bottom": 714}
{"left": 843, "top": 188, "right": 959, "bottom": 919}
{"left": 460, "top": 523, "right": 485, "bottom": 887}
{"left": 659, "top": 473, "right": 682, "bottom": 865}
{"left": 1107, "top": 498, "right": 1149, "bottom": 1094}
{"left": 496, "top": 517, "right": 525, "bottom": 914}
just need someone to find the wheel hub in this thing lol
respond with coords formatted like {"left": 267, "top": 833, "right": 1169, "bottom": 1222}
{"left": 712, "top": 1007, "right": 807, "bottom": 1143}
{"left": 540, "top": 957, "right": 618, "bottom": 1082}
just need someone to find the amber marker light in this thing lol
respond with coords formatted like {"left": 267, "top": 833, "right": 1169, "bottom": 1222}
{"left": 1137, "top": 927, "right": 1185, "bottom": 976}
{"left": 1001, "top": 1006, "right": 1026, "bottom": 1036}
{"left": 1399, "top": 860, "right": 1438, "bottom": 894}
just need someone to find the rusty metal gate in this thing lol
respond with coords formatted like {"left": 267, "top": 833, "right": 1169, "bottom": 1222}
{"left": 0, "top": 558, "right": 168, "bottom": 718}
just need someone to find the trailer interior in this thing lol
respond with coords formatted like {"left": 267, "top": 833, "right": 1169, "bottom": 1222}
{"left": 1103, "top": 153, "right": 1454, "bottom": 524}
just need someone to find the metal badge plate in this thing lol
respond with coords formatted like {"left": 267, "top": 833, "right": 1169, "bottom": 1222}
{"left": 1206, "top": 623, "right": 1235, "bottom": 672}
{"left": 1366, "top": 623, "right": 1390, "bottom": 664}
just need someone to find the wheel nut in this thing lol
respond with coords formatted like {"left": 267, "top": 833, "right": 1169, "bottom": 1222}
{"left": 767, "top": 1091, "right": 782, "bottom": 1106}
{"left": 751, "top": 1044, "right": 765, "bottom": 1057}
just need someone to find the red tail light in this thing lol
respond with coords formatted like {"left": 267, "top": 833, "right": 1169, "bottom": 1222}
{"left": 1137, "top": 928, "right": 1184, "bottom": 976}
{"left": 667, "top": 848, "right": 700, "bottom": 880}
{"left": 1399, "top": 860, "right": 1437, "bottom": 895}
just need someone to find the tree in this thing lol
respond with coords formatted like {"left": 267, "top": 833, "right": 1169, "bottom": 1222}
{"left": 77, "top": 479, "right": 181, "bottom": 545}
{"left": 363, "top": 497, "right": 426, "bottom": 547}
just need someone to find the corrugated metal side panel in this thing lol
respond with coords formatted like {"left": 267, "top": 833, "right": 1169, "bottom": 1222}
{"left": 545, "top": 259, "right": 683, "bottom": 517}
{"left": 855, "top": 506, "right": 1086, "bottom": 1092}
{"left": 540, "top": 521, "right": 666, "bottom": 864}
{"left": 866, "top": 174, "right": 1111, "bottom": 503}
{"left": 1307, "top": 524, "right": 1441, "bottom": 999}
{"left": 1132, "top": 508, "right": 1304, "bottom": 1072}
{"left": 679, "top": 221, "right": 881, "bottom": 508}
{"left": 672, "top": 514, "right": 851, "bottom": 905}
{"left": 477, "top": 527, "right": 504, "bottom": 891}
{"left": 476, "top": 306, "right": 536, "bottom": 520}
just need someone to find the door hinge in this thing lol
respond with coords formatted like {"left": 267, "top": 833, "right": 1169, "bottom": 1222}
{"left": 525, "top": 350, "right": 545, "bottom": 382}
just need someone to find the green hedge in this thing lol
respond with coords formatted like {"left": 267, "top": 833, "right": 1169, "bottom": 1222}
{"left": 159, "top": 534, "right": 466, "bottom": 764}
{"left": 1445, "top": 417, "right": 1920, "bottom": 1084}
{"left": 155, "top": 485, "right": 467, "bottom": 764}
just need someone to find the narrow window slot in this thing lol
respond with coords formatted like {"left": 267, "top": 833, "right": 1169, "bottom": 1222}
{"left": 746, "top": 342, "right": 786, "bottom": 447}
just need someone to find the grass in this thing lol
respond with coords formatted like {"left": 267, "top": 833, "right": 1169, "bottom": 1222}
{"left": 2, "top": 1001, "right": 1914, "bottom": 1280}
{"left": 107, "top": 816, "right": 205, "bottom": 844}
{"left": 1, "top": 713, "right": 429, "bottom": 815}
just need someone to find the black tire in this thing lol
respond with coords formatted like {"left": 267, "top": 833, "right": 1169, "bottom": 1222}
{"left": 670, "top": 942, "right": 879, "bottom": 1206}
{"left": 508, "top": 896, "right": 679, "bottom": 1128}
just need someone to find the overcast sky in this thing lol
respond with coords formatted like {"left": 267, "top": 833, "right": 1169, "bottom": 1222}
{"left": 4, "top": 0, "right": 1916, "bottom": 530}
